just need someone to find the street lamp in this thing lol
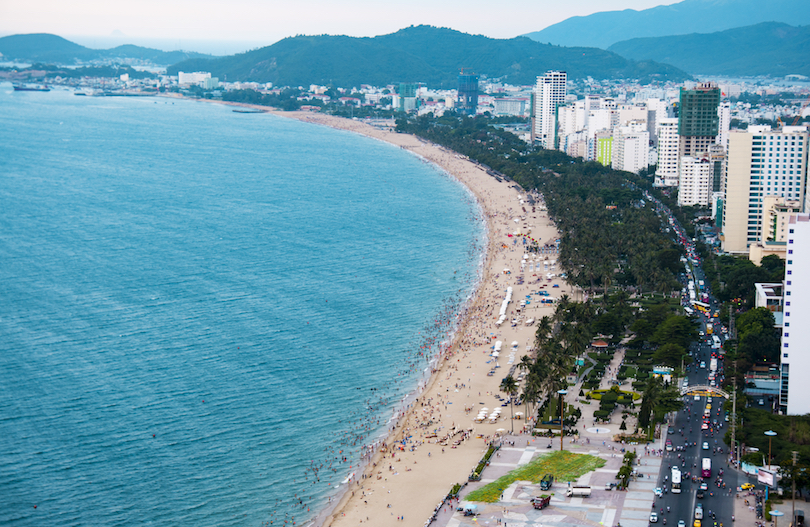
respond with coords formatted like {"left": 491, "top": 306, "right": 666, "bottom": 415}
{"left": 770, "top": 509, "right": 784, "bottom": 527}
{"left": 558, "top": 389, "right": 568, "bottom": 451}
{"left": 765, "top": 430, "right": 777, "bottom": 471}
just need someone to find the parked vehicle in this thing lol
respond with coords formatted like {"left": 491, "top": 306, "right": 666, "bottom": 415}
{"left": 566, "top": 486, "right": 591, "bottom": 497}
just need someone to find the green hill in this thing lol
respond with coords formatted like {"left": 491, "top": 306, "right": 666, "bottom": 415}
{"left": 0, "top": 33, "right": 213, "bottom": 65}
{"left": 167, "top": 25, "right": 690, "bottom": 87}
{"left": 607, "top": 22, "right": 810, "bottom": 77}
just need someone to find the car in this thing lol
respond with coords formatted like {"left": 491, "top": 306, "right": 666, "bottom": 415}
{"left": 700, "top": 482, "right": 708, "bottom": 491}
{"left": 725, "top": 415, "right": 729, "bottom": 422}
{"left": 679, "top": 521, "right": 687, "bottom": 527}
{"left": 707, "top": 397, "right": 713, "bottom": 403}
{"left": 695, "top": 395, "right": 701, "bottom": 401}
{"left": 701, "top": 423, "right": 709, "bottom": 430}
{"left": 700, "top": 361, "right": 706, "bottom": 368}
{"left": 694, "top": 520, "right": 702, "bottom": 527}
{"left": 651, "top": 512, "right": 659, "bottom": 523}
{"left": 741, "top": 483, "right": 755, "bottom": 490}
{"left": 697, "top": 490, "right": 704, "bottom": 499}
{"left": 703, "top": 442, "right": 709, "bottom": 450}
{"left": 654, "top": 487, "right": 663, "bottom": 497}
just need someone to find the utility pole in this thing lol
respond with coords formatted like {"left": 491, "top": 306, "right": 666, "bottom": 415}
{"left": 792, "top": 451, "right": 798, "bottom": 527}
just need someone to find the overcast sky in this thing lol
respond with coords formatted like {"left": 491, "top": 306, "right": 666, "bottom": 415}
{"left": 2, "top": 0, "right": 676, "bottom": 54}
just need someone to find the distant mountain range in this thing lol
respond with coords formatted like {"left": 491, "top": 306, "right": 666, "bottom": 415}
{"left": 166, "top": 25, "right": 688, "bottom": 87}
{"left": 607, "top": 22, "right": 810, "bottom": 77}
{"left": 0, "top": 33, "right": 213, "bottom": 65}
{"left": 524, "top": 0, "right": 810, "bottom": 49}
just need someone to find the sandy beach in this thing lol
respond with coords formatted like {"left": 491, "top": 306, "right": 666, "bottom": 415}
{"left": 259, "top": 111, "right": 574, "bottom": 527}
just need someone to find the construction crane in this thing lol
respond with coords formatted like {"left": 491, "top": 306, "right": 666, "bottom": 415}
{"left": 791, "top": 94, "right": 810, "bottom": 125}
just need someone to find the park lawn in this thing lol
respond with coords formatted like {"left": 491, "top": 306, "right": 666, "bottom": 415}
{"left": 464, "top": 450, "right": 605, "bottom": 503}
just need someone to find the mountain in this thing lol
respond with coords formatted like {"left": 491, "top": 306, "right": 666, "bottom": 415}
{"left": 0, "top": 33, "right": 213, "bottom": 65}
{"left": 523, "top": 0, "right": 810, "bottom": 49}
{"left": 167, "top": 25, "right": 689, "bottom": 87}
{"left": 608, "top": 22, "right": 810, "bottom": 77}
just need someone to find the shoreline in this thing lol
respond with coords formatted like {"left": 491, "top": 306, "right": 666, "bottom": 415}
{"left": 157, "top": 94, "right": 572, "bottom": 526}
{"left": 268, "top": 110, "right": 572, "bottom": 527}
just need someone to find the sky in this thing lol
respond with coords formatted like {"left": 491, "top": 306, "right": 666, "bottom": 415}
{"left": 1, "top": 0, "right": 676, "bottom": 55}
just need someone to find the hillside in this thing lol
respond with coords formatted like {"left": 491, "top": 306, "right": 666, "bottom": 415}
{"left": 167, "top": 25, "right": 689, "bottom": 87}
{"left": 608, "top": 22, "right": 810, "bottom": 77}
{"left": 0, "top": 33, "right": 213, "bottom": 65}
{"left": 523, "top": 0, "right": 810, "bottom": 49}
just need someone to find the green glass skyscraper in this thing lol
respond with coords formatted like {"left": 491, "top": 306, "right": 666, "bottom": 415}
{"left": 678, "top": 82, "right": 721, "bottom": 158}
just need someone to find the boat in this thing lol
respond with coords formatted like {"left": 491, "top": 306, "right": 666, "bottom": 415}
{"left": 13, "top": 84, "right": 50, "bottom": 92}
{"left": 232, "top": 108, "right": 267, "bottom": 113}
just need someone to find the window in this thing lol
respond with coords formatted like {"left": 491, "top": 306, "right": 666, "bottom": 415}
{"left": 785, "top": 343, "right": 789, "bottom": 348}
{"left": 788, "top": 270, "right": 792, "bottom": 275}
{"left": 784, "top": 353, "right": 789, "bottom": 358}
{"left": 786, "top": 302, "right": 791, "bottom": 307}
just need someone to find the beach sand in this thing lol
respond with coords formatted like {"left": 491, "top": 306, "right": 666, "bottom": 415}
{"left": 262, "top": 111, "right": 574, "bottom": 527}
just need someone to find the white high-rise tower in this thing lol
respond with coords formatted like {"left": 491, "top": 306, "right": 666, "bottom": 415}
{"left": 532, "top": 71, "right": 567, "bottom": 149}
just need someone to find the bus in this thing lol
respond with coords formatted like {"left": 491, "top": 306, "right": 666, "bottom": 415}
{"left": 672, "top": 466, "right": 682, "bottom": 494}
{"left": 691, "top": 300, "right": 710, "bottom": 310}
{"left": 712, "top": 335, "right": 722, "bottom": 349}
{"left": 702, "top": 458, "right": 711, "bottom": 478}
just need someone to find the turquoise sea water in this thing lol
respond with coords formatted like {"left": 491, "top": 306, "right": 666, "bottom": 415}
{"left": 0, "top": 87, "right": 484, "bottom": 526}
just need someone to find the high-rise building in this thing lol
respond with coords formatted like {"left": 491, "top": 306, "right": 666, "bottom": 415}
{"left": 457, "top": 72, "right": 479, "bottom": 115}
{"left": 717, "top": 101, "right": 731, "bottom": 152}
{"left": 678, "top": 83, "right": 721, "bottom": 158}
{"left": 398, "top": 83, "right": 419, "bottom": 113}
{"left": 721, "top": 126, "right": 809, "bottom": 254}
{"left": 596, "top": 131, "right": 613, "bottom": 167}
{"left": 678, "top": 155, "right": 713, "bottom": 206}
{"left": 748, "top": 196, "right": 803, "bottom": 264}
{"left": 612, "top": 121, "right": 649, "bottom": 174}
{"left": 779, "top": 214, "right": 810, "bottom": 414}
{"left": 531, "top": 71, "right": 567, "bottom": 149}
{"left": 655, "top": 118, "right": 680, "bottom": 186}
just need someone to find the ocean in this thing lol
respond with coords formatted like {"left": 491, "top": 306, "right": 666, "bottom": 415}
{"left": 0, "top": 87, "right": 485, "bottom": 526}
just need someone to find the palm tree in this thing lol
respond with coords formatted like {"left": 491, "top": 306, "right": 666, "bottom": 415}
{"left": 535, "top": 316, "right": 553, "bottom": 347}
{"left": 517, "top": 355, "right": 535, "bottom": 421}
{"left": 500, "top": 375, "right": 519, "bottom": 434}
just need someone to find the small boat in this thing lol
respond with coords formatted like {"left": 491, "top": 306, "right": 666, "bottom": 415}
{"left": 13, "top": 84, "right": 50, "bottom": 92}
{"left": 232, "top": 108, "right": 267, "bottom": 113}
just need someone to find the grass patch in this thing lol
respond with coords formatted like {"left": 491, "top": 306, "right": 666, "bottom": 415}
{"left": 464, "top": 450, "right": 605, "bottom": 503}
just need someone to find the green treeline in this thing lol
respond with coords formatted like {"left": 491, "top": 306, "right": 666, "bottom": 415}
{"left": 222, "top": 88, "right": 311, "bottom": 111}
{"left": 397, "top": 114, "right": 682, "bottom": 293}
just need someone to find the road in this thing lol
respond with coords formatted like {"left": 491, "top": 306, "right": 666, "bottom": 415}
{"left": 645, "top": 195, "right": 753, "bottom": 527}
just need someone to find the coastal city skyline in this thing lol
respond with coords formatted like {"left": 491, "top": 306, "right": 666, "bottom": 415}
{"left": 2, "top": 0, "right": 675, "bottom": 54}
{"left": 4, "top": 0, "right": 810, "bottom": 524}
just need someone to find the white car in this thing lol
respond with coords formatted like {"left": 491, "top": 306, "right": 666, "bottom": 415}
{"left": 679, "top": 520, "right": 687, "bottom": 527}
{"left": 702, "top": 441, "right": 709, "bottom": 450}
{"left": 651, "top": 512, "right": 659, "bottom": 523}
{"left": 654, "top": 487, "right": 663, "bottom": 497}
{"left": 694, "top": 395, "right": 701, "bottom": 401}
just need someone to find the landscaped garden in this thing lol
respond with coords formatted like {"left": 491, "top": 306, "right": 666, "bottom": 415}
{"left": 464, "top": 450, "right": 605, "bottom": 503}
